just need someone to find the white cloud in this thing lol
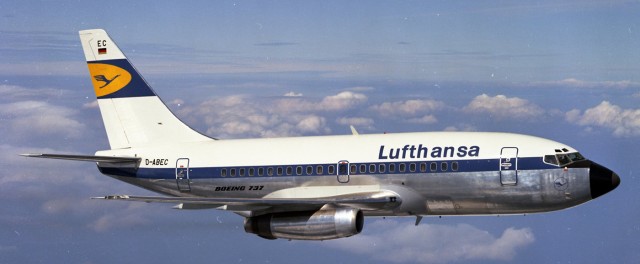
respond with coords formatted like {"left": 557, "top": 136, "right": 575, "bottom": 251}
{"left": 272, "top": 91, "right": 367, "bottom": 114}
{"left": 407, "top": 115, "right": 438, "bottom": 124}
{"left": 37, "top": 194, "right": 157, "bottom": 233}
{"left": 464, "top": 94, "right": 544, "bottom": 119}
{"left": 336, "top": 117, "right": 375, "bottom": 127}
{"left": 0, "top": 100, "right": 85, "bottom": 141}
{"left": 443, "top": 124, "right": 478, "bottom": 132}
{"left": 566, "top": 101, "right": 640, "bottom": 137}
{"left": 179, "top": 93, "right": 365, "bottom": 138}
{"left": 318, "top": 91, "right": 368, "bottom": 111}
{"left": 82, "top": 100, "right": 99, "bottom": 109}
{"left": 296, "top": 115, "right": 328, "bottom": 133}
{"left": 371, "top": 99, "right": 444, "bottom": 117}
{"left": 367, "top": 99, "right": 444, "bottom": 126}
{"left": 87, "top": 203, "right": 151, "bottom": 232}
{"left": 533, "top": 78, "right": 638, "bottom": 89}
{"left": 0, "top": 84, "right": 65, "bottom": 99}
{"left": 0, "top": 144, "right": 110, "bottom": 190}
{"left": 346, "top": 86, "right": 375, "bottom": 92}
{"left": 283, "top": 91, "right": 303, "bottom": 97}
{"left": 323, "top": 220, "right": 534, "bottom": 263}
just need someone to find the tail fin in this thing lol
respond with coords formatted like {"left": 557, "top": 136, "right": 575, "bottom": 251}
{"left": 79, "top": 29, "right": 211, "bottom": 149}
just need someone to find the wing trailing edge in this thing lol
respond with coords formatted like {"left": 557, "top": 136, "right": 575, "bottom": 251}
{"left": 92, "top": 192, "right": 402, "bottom": 215}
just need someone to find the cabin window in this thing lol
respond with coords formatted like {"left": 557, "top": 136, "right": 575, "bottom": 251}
{"left": 359, "top": 164, "right": 366, "bottom": 173}
{"left": 420, "top": 162, "right": 427, "bottom": 172}
{"left": 409, "top": 163, "right": 416, "bottom": 172}
{"left": 430, "top": 162, "right": 437, "bottom": 172}
{"left": 328, "top": 165, "right": 335, "bottom": 175}
{"left": 230, "top": 168, "right": 236, "bottom": 177}
{"left": 452, "top": 162, "right": 459, "bottom": 171}
{"left": 286, "top": 166, "right": 293, "bottom": 175}
{"left": 389, "top": 163, "right": 396, "bottom": 172}
{"left": 239, "top": 168, "right": 245, "bottom": 176}
{"left": 258, "top": 167, "right": 264, "bottom": 176}
{"left": 248, "top": 168, "right": 255, "bottom": 176}
{"left": 350, "top": 164, "right": 357, "bottom": 174}
{"left": 369, "top": 164, "right": 376, "bottom": 173}
{"left": 316, "top": 165, "right": 323, "bottom": 175}
{"left": 296, "top": 166, "right": 303, "bottom": 175}
{"left": 441, "top": 162, "right": 448, "bottom": 171}
{"left": 268, "top": 167, "right": 274, "bottom": 176}
{"left": 277, "top": 167, "right": 283, "bottom": 176}
{"left": 399, "top": 163, "right": 406, "bottom": 173}
{"left": 221, "top": 169, "right": 227, "bottom": 177}
{"left": 379, "top": 164, "right": 386, "bottom": 173}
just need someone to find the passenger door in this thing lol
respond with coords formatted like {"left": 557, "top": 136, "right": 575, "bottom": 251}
{"left": 337, "top": 160, "right": 350, "bottom": 183}
{"left": 176, "top": 158, "right": 191, "bottom": 192}
{"left": 500, "top": 147, "right": 518, "bottom": 186}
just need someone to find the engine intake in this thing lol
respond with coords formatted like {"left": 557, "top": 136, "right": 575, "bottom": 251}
{"left": 244, "top": 207, "right": 364, "bottom": 240}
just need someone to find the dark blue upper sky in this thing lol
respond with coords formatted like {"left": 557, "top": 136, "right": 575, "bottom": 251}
{"left": 1, "top": 1, "right": 639, "bottom": 263}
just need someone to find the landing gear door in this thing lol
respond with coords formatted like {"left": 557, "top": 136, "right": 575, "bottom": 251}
{"left": 337, "top": 160, "right": 350, "bottom": 183}
{"left": 176, "top": 158, "right": 191, "bottom": 192}
{"left": 500, "top": 147, "right": 518, "bottom": 186}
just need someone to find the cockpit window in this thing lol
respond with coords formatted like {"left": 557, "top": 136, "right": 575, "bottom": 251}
{"left": 555, "top": 152, "right": 585, "bottom": 166}
{"left": 557, "top": 154, "right": 571, "bottom": 166}
{"left": 566, "top": 152, "right": 585, "bottom": 162}
{"left": 544, "top": 155, "right": 558, "bottom": 165}
{"left": 545, "top": 152, "right": 585, "bottom": 167}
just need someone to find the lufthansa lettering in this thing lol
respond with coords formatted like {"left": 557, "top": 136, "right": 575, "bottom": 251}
{"left": 378, "top": 144, "right": 480, "bottom": 160}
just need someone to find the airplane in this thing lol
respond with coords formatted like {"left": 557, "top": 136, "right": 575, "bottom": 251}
{"left": 22, "top": 29, "right": 620, "bottom": 240}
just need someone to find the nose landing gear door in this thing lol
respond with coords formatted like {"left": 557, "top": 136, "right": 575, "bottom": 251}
{"left": 176, "top": 158, "right": 191, "bottom": 192}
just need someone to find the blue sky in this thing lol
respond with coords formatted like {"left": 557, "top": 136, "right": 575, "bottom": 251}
{"left": 1, "top": 1, "right": 639, "bottom": 263}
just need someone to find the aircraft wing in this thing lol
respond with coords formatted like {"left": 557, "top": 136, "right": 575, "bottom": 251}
{"left": 93, "top": 192, "right": 401, "bottom": 215}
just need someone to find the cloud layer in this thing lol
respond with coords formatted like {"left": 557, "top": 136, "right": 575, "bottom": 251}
{"left": 464, "top": 94, "right": 544, "bottom": 119}
{"left": 566, "top": 101, "right": 640, "bottom": 137}
{"left": 324, "top": 220, "right": 535, "bottom": 263}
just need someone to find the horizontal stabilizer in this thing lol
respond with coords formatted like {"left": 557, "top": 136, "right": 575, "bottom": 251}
{"left": 20, "top": 153, "right": 140, "bottom": 164}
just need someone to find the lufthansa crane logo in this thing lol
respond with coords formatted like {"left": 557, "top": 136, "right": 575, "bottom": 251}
{"left": 87, "top": 63, "right": 132, "bottom": 97}
{"left": 554, "top": 177, "right": 569, "bottom": 191}
{"left": 93, "top": 74, "right": 121, "bottom": 88}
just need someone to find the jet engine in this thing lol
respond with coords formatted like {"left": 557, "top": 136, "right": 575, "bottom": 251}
{"left": 243, "top": 207, "right": 364, "bottom": 240}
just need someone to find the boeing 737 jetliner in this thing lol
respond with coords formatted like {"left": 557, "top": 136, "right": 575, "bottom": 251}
{"left": 23, "top": 29, "right": 620, "bottom": 240}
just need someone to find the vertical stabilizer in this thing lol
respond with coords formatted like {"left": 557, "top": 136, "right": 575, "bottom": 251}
{"left": 79, "top": 29, "right": 211, "bottom": 149}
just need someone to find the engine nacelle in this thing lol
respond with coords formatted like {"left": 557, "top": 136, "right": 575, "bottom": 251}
{"left": 243, "top": 207, "right": 364, "bottom": 240}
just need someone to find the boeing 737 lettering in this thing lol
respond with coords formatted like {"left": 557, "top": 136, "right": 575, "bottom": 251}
{"left": 22, "top": 29, "right": 620, "bottom": 240}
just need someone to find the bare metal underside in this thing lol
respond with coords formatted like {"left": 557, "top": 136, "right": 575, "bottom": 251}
{"left": 108, "top": 167, "right": 592, "bottom": 217}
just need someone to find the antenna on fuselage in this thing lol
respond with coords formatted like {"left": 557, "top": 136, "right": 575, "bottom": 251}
{"left": 350, "top": 125, "right": 360, "bottom": 136}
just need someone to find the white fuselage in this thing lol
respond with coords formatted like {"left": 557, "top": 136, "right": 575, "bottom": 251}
{"left": 96, "top": 132, "right": 594, "bottom": 216}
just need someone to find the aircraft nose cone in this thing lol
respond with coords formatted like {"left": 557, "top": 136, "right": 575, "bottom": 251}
{"left": 589, "top": 162, "right": 620, "bottom": 199}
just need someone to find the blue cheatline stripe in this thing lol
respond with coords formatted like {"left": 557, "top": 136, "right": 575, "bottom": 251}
{"left": 89, "top": 59, "right": 156, "bottom": 99}
{"left": 99, "top": 157, "right": 559, "bottom": 179}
